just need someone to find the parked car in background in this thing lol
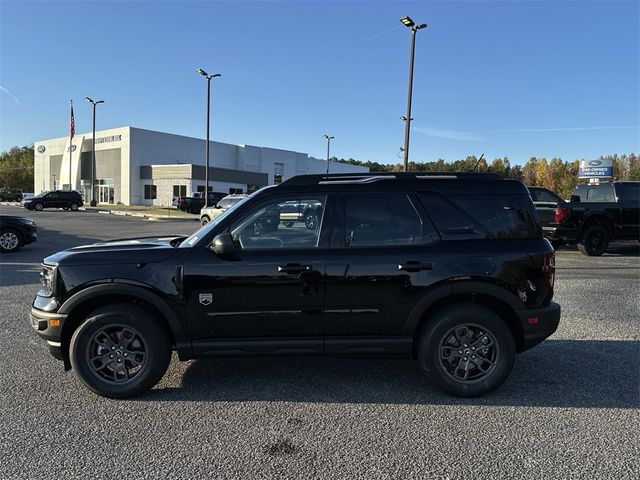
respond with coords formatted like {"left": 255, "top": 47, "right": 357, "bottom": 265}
{"left": 546, "top": 181, "right": 640, "bottom": 255}
{"left": 178, "top": 191, "right": 227, "bottom": 214}
{"left": 22, "top": 190, "right": 84, "bottom": 211}
{"left": 29, "top": 172, "right": 560, "bottom": 399}
{"left": 0, "top": 215, "right": 37, "bottom": 252}
{"left": 527, "top": 186, "right": 567, "bottom": 247}
{"left": 200, "top": 193, "right": 248, "bottom": 225}
{"left": 0, "top": 188, "right": 24, "bottom": 202}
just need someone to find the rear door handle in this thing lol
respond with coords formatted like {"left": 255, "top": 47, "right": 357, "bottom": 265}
{"left": 278, "top": 264, "right": 313, "bottom": 274}
{"left": 398, "top": 261, "right": 433, "bottom": 272}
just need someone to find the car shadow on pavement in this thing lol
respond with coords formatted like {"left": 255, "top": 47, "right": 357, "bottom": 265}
{"left": 146, "top": 339, "right": 639, "bottom": 408}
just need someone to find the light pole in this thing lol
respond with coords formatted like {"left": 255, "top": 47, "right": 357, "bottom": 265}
{"left": 400, "top": 16, "right": 427, "bottom": 172}
{"left": 323, "top": 134, "right": 334, "bottom": 174}
{"left": 85, "top": 97, "right": 104, "bottom": 206}
{"left": 196, "top": 68, "right": 221, "bottom": 207}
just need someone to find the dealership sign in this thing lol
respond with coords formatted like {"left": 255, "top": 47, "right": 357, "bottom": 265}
{"left": 579, "top": 159, "right": 613, "bottom": 178}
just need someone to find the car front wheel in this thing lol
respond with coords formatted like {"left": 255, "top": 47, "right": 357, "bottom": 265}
{"left": 0, "top": 228, "right": 22, "bottom": 253}
{"left": 201, "top": 215, "right": 210, "bottom": 226}
{"left": 69, "top": 304, "right": 172, "bottom": 399}
{"left": 418, "top": 304, "right": 515, "bottom": 397}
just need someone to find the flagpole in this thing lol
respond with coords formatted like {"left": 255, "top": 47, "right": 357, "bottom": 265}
{"left": 69, "top": 100, "right": 73, "bottom": 191}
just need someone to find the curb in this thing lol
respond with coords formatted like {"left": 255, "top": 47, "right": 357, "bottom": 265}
{"left": 83, "top": 207, "right": 198, "bottom": 221}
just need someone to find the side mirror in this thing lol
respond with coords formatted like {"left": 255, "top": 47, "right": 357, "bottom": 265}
{"left": 570, "top": 195, "right": 581, "bottom": 203}
{"left": 210, "top": 232, "right": 235, "bottom": 257}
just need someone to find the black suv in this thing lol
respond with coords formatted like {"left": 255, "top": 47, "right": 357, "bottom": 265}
{"left": 29, "top": 173, "right": 560, "bottom": 398}
{"left": 23, "top": 190, "right": 84, "bottom": 211}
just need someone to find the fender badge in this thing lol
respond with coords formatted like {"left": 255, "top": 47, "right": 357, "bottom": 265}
{"left": 199, "top": 293, "right": 213, "bottom": 305}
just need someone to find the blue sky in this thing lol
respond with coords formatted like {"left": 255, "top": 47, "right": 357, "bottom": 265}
{"left": 1, "top": 0, "right": 638, "bottom": 165}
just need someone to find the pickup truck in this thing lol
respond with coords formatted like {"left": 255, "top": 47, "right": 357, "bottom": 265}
{"left": 544, "top": 181, "right": 640, "bottom": 256}
{"left": 178, "top": 192, "right": 226, "bottom": 214}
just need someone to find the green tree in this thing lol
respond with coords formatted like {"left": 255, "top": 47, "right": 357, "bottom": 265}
{"left": 0, "top": 146, "right": 34, "bottom": 191}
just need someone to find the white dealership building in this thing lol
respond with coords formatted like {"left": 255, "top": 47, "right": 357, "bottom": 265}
{"left": 33, "top": 126, "right": 367, "bottom": 205}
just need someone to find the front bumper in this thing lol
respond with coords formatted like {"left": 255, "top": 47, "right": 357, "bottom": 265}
{"left": 29, "top": 307, "right": 67, "bottom": 360}
{"left": 517, "top": 301, "right": 561, "bottom": 352}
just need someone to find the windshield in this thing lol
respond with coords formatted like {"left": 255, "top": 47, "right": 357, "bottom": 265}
{"left": 180, "top": 193, "right": 254, "bottom": 248}
{"left": 217, "top": 196, "right": 243, "bottom": 209}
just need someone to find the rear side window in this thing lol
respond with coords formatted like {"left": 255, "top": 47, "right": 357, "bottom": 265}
{"left": 584, "top": 185, "right": 615, "bottom": 202}
{"left": 418, "top": 192, "right": 540, "bottom": 240}
{"left": 339, "top": 193, "right": 439, "bottom": 247}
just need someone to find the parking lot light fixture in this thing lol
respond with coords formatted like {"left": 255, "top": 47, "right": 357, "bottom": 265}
{"left": 400, "top": 16, "right": 427, "bottom": 172}
{"left": 323, "top": 134, "right": 334, "bottom": 174}
{"left": 196, "top": 68, "right": 222, "bottom": 207}
{"left": 85, "top": 97, "right": 105, "bottom": 207}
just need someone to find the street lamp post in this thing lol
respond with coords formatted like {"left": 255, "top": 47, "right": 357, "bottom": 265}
{"left": 196, "top": 68, "right": 221, "bottom": 207}
{"left": 400, "top": 16, "right": 427, "bottom": 172}
{"left": 85, "top": 97, "right": 104, "bottom": 207}
{"left": 323, "top": 134, "right": 334, "bottom": 174}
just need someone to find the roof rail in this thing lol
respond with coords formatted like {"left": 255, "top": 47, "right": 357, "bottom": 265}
{"left": 280, "top": 171, "right": 501, "bottom": 187}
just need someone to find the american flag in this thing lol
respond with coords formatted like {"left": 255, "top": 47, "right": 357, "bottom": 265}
{"left": 70, "top": 101, "right": 75, "bottom": 139}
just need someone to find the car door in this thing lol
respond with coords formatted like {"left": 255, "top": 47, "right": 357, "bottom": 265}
{"left": 618, "top": 183, "right": 640, "bottom": 239}
{"left": 323, "top": 192, "right": 450, "bottom": 355}
{"left": 44, "top": 192, "right": 59, "bottom": 208}
{"left": 182, "top": 193, "right": 331, "bottom": 356}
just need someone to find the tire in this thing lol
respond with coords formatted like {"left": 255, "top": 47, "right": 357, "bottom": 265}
{"left": 417, "top": 304, "right": 515, "bottom": 397}
{"left": 34, "top": 202, "right": 44, "bottom": 211}
{"left": 253, "top": 222, "right": 264, "bottom": 236}
{"left": 63, "top": 206, "right": 69, "bottom": 211}
{"left": 304, "top": 214, "right": 317, "bottom": 230}
{"left": 577, "top": 225, "right": 609, "bottom": 256}
{"left": 201, "top": 215, "right": 210, "bottom": 226}
{"left": 283, "top": 221, "right": 294, "bottom": 228}
{"left": 0, "top": 228, "right": 22, "bottom": 253}
{"left": 69, "top": 202, "right": 79, "bottom": 211}
{"left": 69, "top": 304, "right": 172, "bottom": 399}
{"left": 16, "top": 195, "right": 23, "bottom": 202}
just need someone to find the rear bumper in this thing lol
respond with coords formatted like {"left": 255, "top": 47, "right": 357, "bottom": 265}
{"left": 517, "top": 301, "right": 561, "bottom": 352}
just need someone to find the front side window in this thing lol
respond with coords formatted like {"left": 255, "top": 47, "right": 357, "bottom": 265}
{"left": 230, "top": 195, "right": 327, "bottom": 250}
{"left": 341, "top": 193, "right": 437, "bottom": 247}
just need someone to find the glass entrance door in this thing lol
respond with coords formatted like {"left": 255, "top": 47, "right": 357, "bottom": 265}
{"left": 98, "top": 185, "right": 114, "bottom": 204}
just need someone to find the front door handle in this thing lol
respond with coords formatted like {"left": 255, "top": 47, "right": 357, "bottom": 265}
{"left": 398, "top": 261, "right": 433, "bottom": 272}
{"left": 277, "top": 264, "right": 313, "bottom": 274}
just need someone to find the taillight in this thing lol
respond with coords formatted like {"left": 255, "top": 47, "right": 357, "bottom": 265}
{"left": 555, "top": 206, "right": 571, "bottom": 224}
{"left": 543, "top": 252, "right": 555, "bottom": 289}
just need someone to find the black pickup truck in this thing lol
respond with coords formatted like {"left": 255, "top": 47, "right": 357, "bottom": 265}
{"left": 178, "top": 192, "right": 226, "bottom": 214}
{"left": 542, "top": 181, "right": 639, "bottom": 256}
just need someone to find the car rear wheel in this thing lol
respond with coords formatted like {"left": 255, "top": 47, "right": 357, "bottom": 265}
{"left": 0, "top": 228, "right": 22, "bottom": 253}
{"left": 577, "top": 225, "right": 609, "bottom": 256}
{"left": 70, "top": 304, "right": 172, "bottom": 399}
{"left": 201, "top": 215, "right": 210, "bottom": 226}
{"left": 418, "top": 304, "right": 515, "bottom": 397}
{"left": 69, "top": 202, "right": 79, "bottom": 211}
{"left": 34, "top": 202, "right": 44, "bottom": 211}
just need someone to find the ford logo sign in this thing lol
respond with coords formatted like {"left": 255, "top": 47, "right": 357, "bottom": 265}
{"left": 37, "top": 145, "right": 45, "bottom": 153}
{"left": 588, "top": 160, "right": 602, "bottom": 166}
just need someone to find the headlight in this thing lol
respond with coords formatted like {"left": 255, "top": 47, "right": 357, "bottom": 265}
{"left": 39, "top": 265, "right": 56, "bottom": 297}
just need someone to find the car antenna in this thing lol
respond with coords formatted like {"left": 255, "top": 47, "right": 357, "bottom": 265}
{"left": 472, "top": 153, "right": 485, "bottom": 172}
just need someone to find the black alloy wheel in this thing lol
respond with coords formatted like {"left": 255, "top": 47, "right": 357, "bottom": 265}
{"left": 418, "top": 304, "right": 515, "bottom": 397}
{"left": 70, "top": 304, "right": 172, "bottom": 398}
{"left": 0, "top": 228, "right": 22, "bottom": 253}
{"left": 304, "top": 214, "right": 317, "bottom": 230}
{"left": 577, "top": 225, "right": 609, "bottom": 256}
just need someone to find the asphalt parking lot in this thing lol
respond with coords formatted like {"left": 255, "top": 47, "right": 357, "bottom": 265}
{"left": 0, "top": 205, "right": 638, "bottom": 479}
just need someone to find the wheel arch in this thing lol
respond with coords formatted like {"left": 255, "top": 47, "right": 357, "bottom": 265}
{"left": 58, "top": 283, "right": 191, "bottom": 370}
{"left": 580, "top": 213, "right": 614, "bottom": 236}
{"left": 405, "top": 281, "right": 526, "bottom": 356}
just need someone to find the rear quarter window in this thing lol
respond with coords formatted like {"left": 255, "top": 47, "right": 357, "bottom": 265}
{"left": 418, "top": 192, "right": 540, "bottom": 240}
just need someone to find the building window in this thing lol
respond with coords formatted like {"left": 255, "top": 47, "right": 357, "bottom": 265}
{"left": 247, "top": 185, "right": 261, "bottom": 193}
{"left": 229, "top": 188, "right": 244, "bottom": 194}
{"left": 274, "top": 162, "right": 284, "bottom": 185}
{"left": 173, "top": 185, "right": 187, "bottom": 197}
{"left": 144, "top": 184, "right": 157, "bottom": 200}
{"left": 197, "top": 185, "right": 213, "bottom": 193}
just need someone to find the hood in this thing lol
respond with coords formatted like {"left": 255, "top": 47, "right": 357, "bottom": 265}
{"left": 44, "top": 235, "right": 186, "bottom": 266}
